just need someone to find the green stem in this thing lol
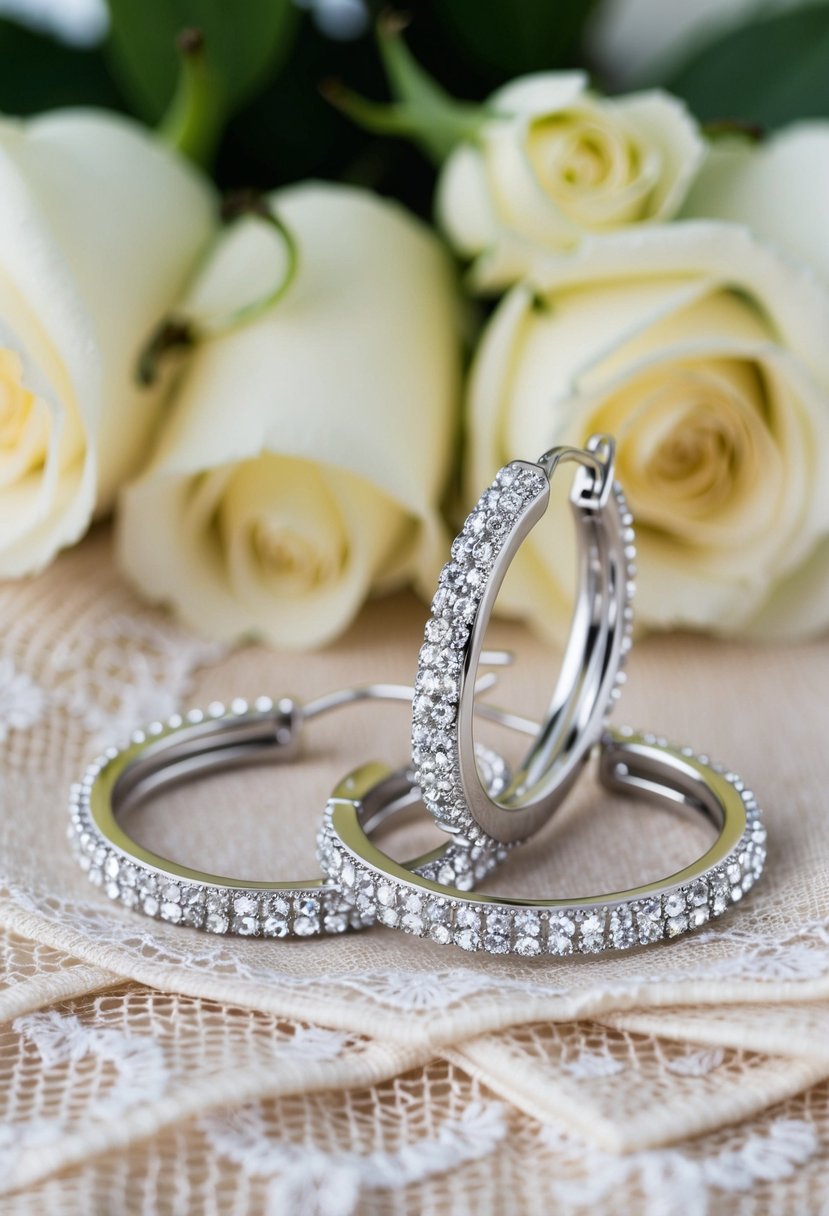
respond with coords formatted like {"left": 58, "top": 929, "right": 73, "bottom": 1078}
{"left": 137, "top": 193, "right": 299, "bottom": 387}
{"left": 323, "top": 14, "right": 486, "bottom": 165}
{"left": 159, "top": 28, "right": 227, "bottom": 167}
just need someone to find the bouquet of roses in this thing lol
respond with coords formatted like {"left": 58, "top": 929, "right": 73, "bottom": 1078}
{"left": 1, "top": 0, "right": 827, "bottom": 648}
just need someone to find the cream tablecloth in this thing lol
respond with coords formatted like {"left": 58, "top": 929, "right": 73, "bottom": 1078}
{"left": 0, "top": 529, "right": 828, "bottom": 1213}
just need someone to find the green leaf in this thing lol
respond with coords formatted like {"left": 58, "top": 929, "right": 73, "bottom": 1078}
{"left": 664, "top": 3, "right": 829, "bottom": 128}
{"left": 105, "top": 0, "right": 299, "bottom": 122}
{"left": 429, "top": 0, "right": 598, "bottom": 82}
{"left": 0, "top": 18, "right": 122, "bottom": 115}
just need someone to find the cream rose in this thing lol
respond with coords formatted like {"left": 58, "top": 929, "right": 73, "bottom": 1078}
{"left": 0, "top": 108, "right": 215, "bottom": 576}
{"left": 436, "top": 71, "right": 705, "bottom": 291}
{"left": 117, "top": 182, "right": 460, "bottom": 651}
{"left": 682, "top": 123, "right": 829, "bottom": 287}
{"left": 467, "top": 222, "right": 829, "bottom": 640}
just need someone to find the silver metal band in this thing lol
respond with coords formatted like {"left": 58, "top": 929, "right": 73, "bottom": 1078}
{"left": 67, "top": 684, "right": 513, "bottom": 938}
{"left": 319, "top": 729, "right": 767, "bottom": 955}
{"left": 412, "top": 434, "right": 634, "bottom": 846}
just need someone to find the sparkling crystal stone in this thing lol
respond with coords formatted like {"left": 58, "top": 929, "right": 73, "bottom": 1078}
{"left": 356, "top": 891, "right": 374, "bottom": 914}
{"left": 426, "top": 617, "right": 451, "bottom": 644}
{"left": 418, "top": 670, "right": 441, "bottom": 697}
{"left": 340, "top": 862, "right": 356, "bottom": 888}
{"left": 162, "top": 883, "right": 181, "bottom": 904}
{"left": 609, "top": 907, "right": 636, "bottom": 950}
{"left": 432, "top": 587, "right": 453, "bottom": 615}
{"left": 579, "top": 913, "right": 605, "bottom": 952}
{"left": 402, "top": 913, "right": 425, "bottom": 935}
{"left": 403, "top": 892, "right": 423, "bottom": 914}
{"left": 453, "top": 596, "right": 476, "bottom": 622}
{"left": 666, "top": 914, "right": 688, "bottom": 937}
{"left": 473, "top": 541, "right": 494, "bottom": 566}
{"left": 413, "top": 694, "right": 433, "bottom": 720}
{"left": 206, "top": 912, "right": 229, "bottom": 934}
{"left": 104, "top": 855, "right": 120, "bottom": 879}
{"left": 455, "top": 906, "right": 481, "bottom": 930}
{"left": 324, "top": 912, "right": 349, "bottom": 934}
{"left": 484, "top": 933, "right": 510, "bottom": 955}
{"left": 233, "top": 914, "right": 258, "bottom": 935}
{"left": 105, "top": 881, "right": 120, "bottom": 901}
{"left": 514, "top": 909, "right": 541, "bottom": 937}
{"left": 142, "top": 895, "right": 159, "bottom": 916}
{"left": 486, "top": 514, "right": 508, "bottom": 537}
{"left": 689, "top": 879, "right": 709, "bottom": 906}
{"left": 120, "top": 887, "right": 138, "bottom": 909}
{"left": 468, "top": 512, "right": 486, "bottom": 536}
{"left": 547, "top": 913, "right": 576, "bottom": 955}
{"left": 726, "top": 862, "right": 742, "bottom": 884}
{"left": 375, "top": 883, "right": 396, "bottom": 909}
{"left": 486, "top": 910, "right": 511, "bottom": 936}
{"left": 515, "top": 935, "right": 541, "bottom": 957}
{"left": 455, "top": 928, "right": 479, "bottom": 951}
{"left": 691, "top": 906, "right": 709, "bottom": 927}
{"left": 664, "top": 892, "right": 685, "bottom": 918}
{"left": 293, "top": 916, "right": 318, "bottom": 936}
{"left": 296, "top": 897, "right": 319, "bottom": 918}
{"left": 378, "top": 906, "right": 399, "bottom": 928}
{"left": 262, "top": 914, "right": 289, "bottom": 937}
{"left": 161, "top": 901, "right": 183, "bottom": 924}
{"left": 88, "top": 867, "right": 103, "bottom": 886}
{"left": 429, "top": 923, "right": 451, "bottom": 945}
{"left": 499, "top": 490, "right": 522, "bottom": 514}
{"left": 636, "top": 900, "right": 663, "bottom": 943}
{"left": 437, "top": 863, "right": 456, "bottom": 885}
{"left": 183, "top": 903, "right": 205, "bottom": 928}
{"left": 431, "top": 702, "right": 455, "bottom": 729}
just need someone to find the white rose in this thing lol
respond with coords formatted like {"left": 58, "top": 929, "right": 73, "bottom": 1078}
{"left": 0, "top": 108, "right": 216, "bottom": 575}
{"left": 436, "top": 71, "right": 705, "bottom": 291}
{"left": 117, "top": 182, "right": 460, "bottom": 651}
{"left": 682, "top": 123, "right": 829, "bottom": 286}
{"left": 466, "top": 222, "right": 829, "bottom": 640}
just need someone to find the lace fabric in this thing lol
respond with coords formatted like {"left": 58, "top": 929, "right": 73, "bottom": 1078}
{"left": 1, "top": 530, "right": 829, "bottom": 1210}
{"left": 3, "top": 1045, "right": 829, "bottom": 1214}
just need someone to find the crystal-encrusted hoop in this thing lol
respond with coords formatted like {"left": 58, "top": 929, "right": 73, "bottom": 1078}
{"left": 67, "top": 693, "right": 512, "bottom": 939}
{"left": 413, "top": 434, "right": 635, "bottom": 845}
{"left": 320, "top": 729, "right": 767, "bottom": 956}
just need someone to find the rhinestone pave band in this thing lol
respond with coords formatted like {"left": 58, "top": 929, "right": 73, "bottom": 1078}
{"left": 68, "top": 700, "right": 512, "bottom": 938}
{"left": 412, "top": 458, "right": 635, "bottom": 845}
{"left": 320, "top": 731, "right": 767, "bottom": 956}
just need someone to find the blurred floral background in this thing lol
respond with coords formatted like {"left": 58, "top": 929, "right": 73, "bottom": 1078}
{"left": 1, "top": 0, "right": 829, "bottom": 648}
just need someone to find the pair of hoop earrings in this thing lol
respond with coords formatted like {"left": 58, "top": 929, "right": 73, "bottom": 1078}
{"left": 68, "top": 437, "right": 766, "bottom": 956}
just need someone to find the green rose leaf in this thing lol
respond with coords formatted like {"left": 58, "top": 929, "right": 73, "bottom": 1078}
{"left": 665, "top": 5, "right": 829, "bottom": 128}
{"left": 105, "top": 0, "right": 298, "bottom": 123}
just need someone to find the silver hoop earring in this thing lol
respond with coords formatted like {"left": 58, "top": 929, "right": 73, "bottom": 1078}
{"left": 413, "top": 433, "right": 634, "bottom": 845}
{"left": 67, "top": 673, "right": 515, "bottom": 938}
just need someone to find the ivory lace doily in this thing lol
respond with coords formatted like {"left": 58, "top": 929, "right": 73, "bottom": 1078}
{"left": 1, "top": 530, "right": 828, "bottom": 1211}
